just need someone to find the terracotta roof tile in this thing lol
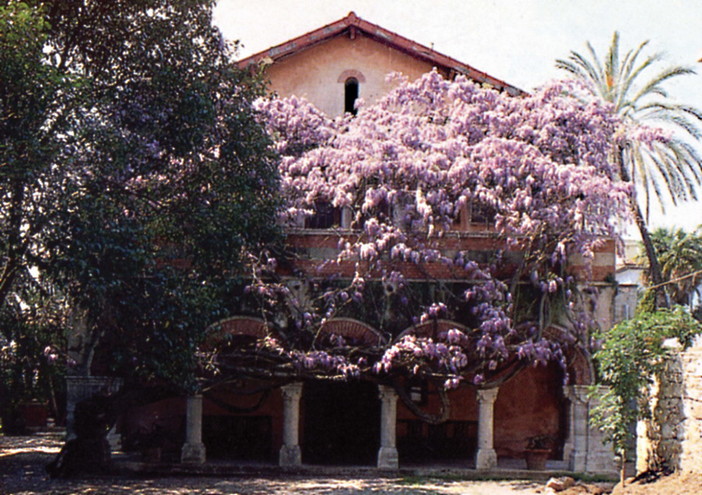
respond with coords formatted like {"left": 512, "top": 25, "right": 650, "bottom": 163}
{"left": 237, "top": 11, "right": 525, "bottom": 96}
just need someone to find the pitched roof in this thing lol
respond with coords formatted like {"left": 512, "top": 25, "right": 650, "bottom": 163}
{"left": 237, "top": 12, "right": 525, "bottom": 96}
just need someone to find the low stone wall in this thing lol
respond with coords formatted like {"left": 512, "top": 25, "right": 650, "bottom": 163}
{"left": 637, "top": 342, "right": 702, "bottom": 474}
{"left": 680, "top": 345, "right": 702, "bottom": 473}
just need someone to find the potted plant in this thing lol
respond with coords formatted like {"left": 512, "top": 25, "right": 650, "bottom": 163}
{"left": 524, "top": 434, "right": 553, "bottom": 470}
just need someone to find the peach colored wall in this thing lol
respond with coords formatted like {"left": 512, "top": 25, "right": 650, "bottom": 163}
{"left": 396, "top": 384, "right": 478, "bottom": 422}
{"left": 393, "top": 366, "right": 566, "bottom": 461}
{"left": 266, "top": 35, "right": 442, "bottom": 116}
{"left": 494, "top": 363, "right": 566, "bottom": 459}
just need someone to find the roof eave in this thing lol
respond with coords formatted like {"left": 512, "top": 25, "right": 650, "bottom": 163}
{"left": 236, "top": 11, "right": 525, "bottom": 96}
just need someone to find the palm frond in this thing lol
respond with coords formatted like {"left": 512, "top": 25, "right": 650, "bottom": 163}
{"left": 651, "top": 142, "right": 700, "bottom": 201}
{"left": 618, "top": 52, "right": 663, "bottom": 111}
{"left": 630, "top": 65, "right": 697, "bottom": 105}
{"left": 557, "top": 32, "right": 702, "bottom": 213}
{"left": 604, "top": 32, "right": 621, "bottom": 100}
{"left": 664, "top": 139, "right": 702, "bottom": 191}
{"left": 555, "top": 52, "right": 604, "bottom": 97}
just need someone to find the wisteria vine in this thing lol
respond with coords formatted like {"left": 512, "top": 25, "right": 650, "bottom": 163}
{"left": 223, "top": 72, "right": 652, "bottom": 390}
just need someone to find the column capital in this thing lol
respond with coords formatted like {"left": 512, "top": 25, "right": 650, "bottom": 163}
{"left": 281, "top": 382, "right": 303, "bottom": 400}
{"left": 564, "top": 384, "right": 591, "bottom": 403}
{"left": 477, "top": 387, "right": 499, "bottom": 404}
{"left": 378, "top": 384, "right": 398, "bottom": 403}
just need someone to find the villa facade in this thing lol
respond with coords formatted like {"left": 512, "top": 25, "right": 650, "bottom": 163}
{"left": 113, "top": 12, "right": 626, "bottom": 474}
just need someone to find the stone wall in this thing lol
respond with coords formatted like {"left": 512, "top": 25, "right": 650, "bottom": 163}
{"left": 637, "top": 342, "right": 702, "bottom": 474}
{"left": 680, "top": 345, "right": 702, "bottom": 473}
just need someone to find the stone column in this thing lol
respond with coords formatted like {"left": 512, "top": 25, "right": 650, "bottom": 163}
{"left": 377, "top": 385, "right": 399, "bottom": 469}
{"left": 475, "top": 387, "right": 499, "bottom": 470}
{"left": 181, "top": 394, "right": 206, "bottom": 464}
{"left": 279, "top": 382, "right": 303, "bottom": 466}
{"left": 564, "top": 385, "right": 589, "bottom": 472}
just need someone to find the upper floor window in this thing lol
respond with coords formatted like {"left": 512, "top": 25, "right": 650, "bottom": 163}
{"left": 470, "top": 202, "right": 496, "bottom": 226}
{"left": 345, "top": 77, "right": 359, "bottom": 115}
{"left": 338, "top": 70, "right": 365, "bottom": 116}
{"left": 305, "top": 201, "right": 341, "bottom": 229}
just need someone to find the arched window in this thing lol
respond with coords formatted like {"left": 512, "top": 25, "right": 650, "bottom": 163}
{"left": 344, "top": 77, "right": 359, "bottom": 115}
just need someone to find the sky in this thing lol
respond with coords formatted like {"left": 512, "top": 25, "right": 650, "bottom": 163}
{"left": 213, "top": 0, "right": 702, "bottom": 231}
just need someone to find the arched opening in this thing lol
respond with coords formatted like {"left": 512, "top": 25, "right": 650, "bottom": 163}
{"left": 344, "top": 77, "right": 359, "bottom": 115}
{"left": 394, "top": 320, "right": 478, "bottom": 464}
{"left": 197, "top": 317, "right": 278, "bottom": 462}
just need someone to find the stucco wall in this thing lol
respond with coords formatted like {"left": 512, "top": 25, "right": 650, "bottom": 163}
{"left": 266, "top": 35, "right": 440, "bottom": 116}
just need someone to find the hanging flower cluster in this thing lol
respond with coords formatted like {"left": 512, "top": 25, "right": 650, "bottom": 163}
{"left": 249, "top": 71, "right": 634, "bottom": 387}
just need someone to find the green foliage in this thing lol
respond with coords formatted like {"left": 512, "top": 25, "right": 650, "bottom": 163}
{"left": 648, "top": 227, "right": 702, "bottom": 306}
{"left": 0, "top": 269, "right": 67, "bottom": 432}
{"left": 590, "top": 306, "right": 702, "bottom": 461}
{"left": 0, "top": 1, "right": 281, "bottom": 397}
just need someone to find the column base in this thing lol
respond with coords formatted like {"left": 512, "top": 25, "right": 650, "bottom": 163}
{"left": 475, "top": 448, "right": 497, "bottom": 470}
{"left": 569, "top": 452, "right": 587, "bottom": 472}
{"left": 377, "top": 446, "right": 399, "bottom": 469}
{"left": 279, "top": 444, "right": 302, "bottom": 466}
{"left": 181, "top": 442, "right": 206, "bottom": 464}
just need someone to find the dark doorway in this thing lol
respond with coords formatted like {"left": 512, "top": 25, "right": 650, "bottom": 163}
{"left": 397, "top": 419, "right": 477, "bottom": 463}
{"left": 202, "top": 415, "right": 272, "bottom": 461}
{"left": 302, "top": 380, "right": 379, "bottom": 465}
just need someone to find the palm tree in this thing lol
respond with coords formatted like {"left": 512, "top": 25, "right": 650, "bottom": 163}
{"left": 647, "top": 227, "right": 702, "bottom": 307}
{"left": 556, "top": 32, "right": 702, "bottom": 306}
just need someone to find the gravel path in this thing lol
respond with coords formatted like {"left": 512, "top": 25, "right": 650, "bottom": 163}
{"left": 1, "top": 435, "right": 548, "bottom": 494}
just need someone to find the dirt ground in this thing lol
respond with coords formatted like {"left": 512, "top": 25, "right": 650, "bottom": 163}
{"left": 0, "top": 434, "right": 693, "bottom": 495}
{"left": 609, "top": 472, "right": 702, "bottom": 495}
{"left": 0, "top": 435, "right": 540, "bottom": 495}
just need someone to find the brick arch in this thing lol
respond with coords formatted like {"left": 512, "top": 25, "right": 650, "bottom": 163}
{"left": 201, "top": 316, "right": 270, "bottom": 351}
{"left": 319, "top": 318, "right": 386, "bottom": 346}
{"left": 337, "top": 69, "right": 366, "bottom": 83}
{"left": 396, "top": 319, "right": 468, "bottom": 341}
{"left": 542, "top": 325, "right": 594, "bottom": 386}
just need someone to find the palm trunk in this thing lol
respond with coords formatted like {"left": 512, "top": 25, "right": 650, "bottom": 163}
{"left": 617, "top": 146, "right": 670, "bottom": 309}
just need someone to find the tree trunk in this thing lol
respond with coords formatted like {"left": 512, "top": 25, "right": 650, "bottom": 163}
{"left": 617, "top": 146, "right": 670, "bottom": 309}
{"left": 46, "top": 385, "right": 177, "bottom": 478}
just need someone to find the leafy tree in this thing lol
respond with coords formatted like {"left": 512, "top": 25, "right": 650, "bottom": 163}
{"left": 589, "top": 306, "right": 702, "bottom": 483}
{"left": 0, "top": 0, "right": 75, "bottom": 433}
{"left": 556, "top": 33, "right": 702, "bottom": 305}
{"left": 0, "top": 0, "right": 280, "bottom": 429}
